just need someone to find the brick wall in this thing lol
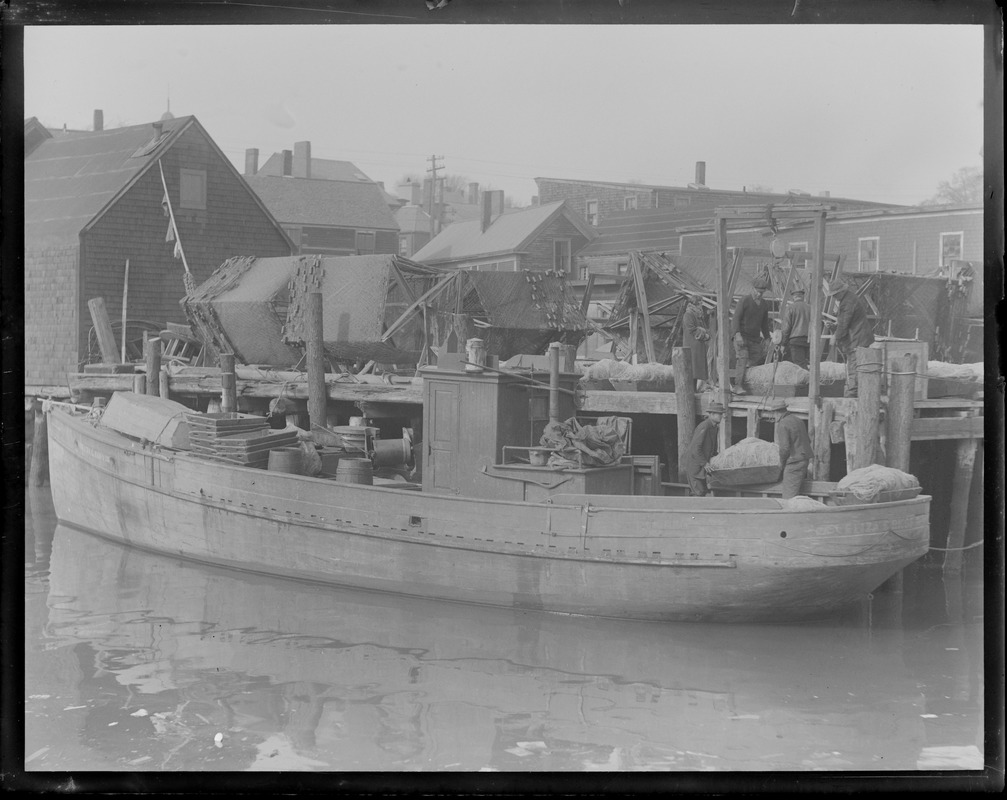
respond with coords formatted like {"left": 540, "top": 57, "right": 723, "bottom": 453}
{"left": 79, "top": 126, "right": 293, "bottom": 365}
{"left": 25, "top": 246, "right": 78, "bottom": 386}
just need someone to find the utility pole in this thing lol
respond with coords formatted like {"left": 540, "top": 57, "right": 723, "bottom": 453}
{"left": 427, "top": 154, "right": 444, "bottom": 240}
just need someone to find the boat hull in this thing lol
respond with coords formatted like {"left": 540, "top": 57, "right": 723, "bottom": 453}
{"left": 47, "top": 405, "right": 931, "bottom": 622}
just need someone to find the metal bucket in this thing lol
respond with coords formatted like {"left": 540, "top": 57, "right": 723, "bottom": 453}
{"left": 267, "top": 446, "right": 303, "bottom": 475}
{"left": 335, "top": 457, "right": 373, "bottom": 486}
{"left": 372, "top": 438, "right": 411, "bottom": 468}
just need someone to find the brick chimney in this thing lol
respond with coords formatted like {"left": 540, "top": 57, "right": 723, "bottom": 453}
{"left": 695, "top": 161, "right": 706, "bottom": 187}
{"left": 481, "top": 191, "right": 494, "bottom": 232}
{"left": 293, "top": 141, "right": 311, "bottom": 178}
{"left": 467, "top": 182, "right": 479, "bottom": 204}
{"left": 93, "top": 109, "right": 103, "bottom": 132}
{"left": 282, "top": 150, "right": 293, "bottom": 177}
{"left": 244, "top": 148, "right": 259, "bottom": 176}
{"left": 491, "top": 190, "right": 504, "bottom": 216}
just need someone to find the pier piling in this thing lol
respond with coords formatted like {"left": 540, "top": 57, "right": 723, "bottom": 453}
{"left": 220, "top": 353, "right": 236, "bottom": 413}
{"left": 306, "top": 292, "right": 326, "bottom": 430}
{"left": 145, "top": 335, "right": 161, "bottom": 397}
{"left": 671, "top": 347, "right": 695, "bottom": 483}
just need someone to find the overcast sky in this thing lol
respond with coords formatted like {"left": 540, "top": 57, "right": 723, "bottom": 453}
{"left": 23, "top": 24, "right": 984, "bottom": 206}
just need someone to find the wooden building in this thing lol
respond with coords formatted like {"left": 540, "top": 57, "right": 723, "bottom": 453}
{"left": 412, "top": 197, "right": 596, "bottom": 273}
{"left": 244, "top": 141, "right": 399, "bottom": 257}
{"left": 536, "top": 162, "right": 900, "bottom": 230}
{"left": 24, "top": 112, "right": 293, "bottom": 391}
{"left": 678, "top": 203, "right": 983, "bottom": 312}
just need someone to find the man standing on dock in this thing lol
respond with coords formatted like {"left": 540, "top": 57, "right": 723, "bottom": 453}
{"left": 685, "top": 402, "right": 725, "bottom": 497}
{"left": 767, "top": 399, "right": 812, "bottom": 499}
{"left": 826, "top": 277, "right": 875, "bottom": 398}
{"left": 731, "top": 275, "right": 772, "bottom": 394}
{"left": 780, "top": 287, "right": 811, "bottom": 369}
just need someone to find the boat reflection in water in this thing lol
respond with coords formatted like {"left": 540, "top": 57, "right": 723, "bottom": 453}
{"left": 42, "top": 522, "right": 968, "bottom": 773}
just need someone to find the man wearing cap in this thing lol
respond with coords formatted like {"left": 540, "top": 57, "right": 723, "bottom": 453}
{"left": 827, "top": 276, "right": 875, "bottom": 398}
{"left": 684, "top": 402, "right": 725, "bottom": 497}
{"left": 768, "top": 399, "right": 812, "bottom": 499}
{"left": 730, "top": 275, "right": 772, "bottom": 393}
{"left": 780, "top": 287, "right": 811, "bottom": 369}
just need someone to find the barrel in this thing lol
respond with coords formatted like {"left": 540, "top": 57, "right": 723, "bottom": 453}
{"left": 267, "top": 447, "right": 303, "bottom": 475}
{"left": 335, "top": 457, "right": 373, "bottom": 485}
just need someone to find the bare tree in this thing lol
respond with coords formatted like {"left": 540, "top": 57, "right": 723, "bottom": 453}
{"left": 921, "top": 166, "right": 983, "bottom": 206}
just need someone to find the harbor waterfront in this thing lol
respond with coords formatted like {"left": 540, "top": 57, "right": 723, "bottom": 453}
{"left": 23, "top": 485, "right": 985, "bottom": 775}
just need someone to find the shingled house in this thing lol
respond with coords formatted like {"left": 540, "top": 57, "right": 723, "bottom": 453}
{"left": 411, "top": 195, "right": 596, "bottom": 273}
{"left": 244, "top": 142, "right": 399, "bottom": 256}
{"left": 24, "top": 111, "right": 293, "bottom": 390}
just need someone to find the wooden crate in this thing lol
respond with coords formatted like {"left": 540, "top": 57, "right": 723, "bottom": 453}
{"left": 818, "top": 381, "right": 845, "bottom": 397}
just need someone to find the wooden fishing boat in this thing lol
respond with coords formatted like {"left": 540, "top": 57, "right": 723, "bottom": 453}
{"left": 45, "top": 359, "right": 930, "bottom": 623}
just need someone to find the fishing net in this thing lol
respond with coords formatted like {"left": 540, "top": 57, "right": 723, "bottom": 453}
{"left": 835, "top": 465, "right": 919, "bottom": 501}
{"left": 927, "top": 361, "right": 983, "bottom": 382}
{"left": 744, "top": 361, "right": 808, "bottom": 393}
{"left": 819, "top": 361, "right": 847, "bottom": 383}
{"left": 709, "top": 437, "right": 781, "bottom": 470}
{"left": 540, "top": 416, "right": 629, "bottom": 468}
{"left": 780, "top": 495, "right": 828, "bottom": 511}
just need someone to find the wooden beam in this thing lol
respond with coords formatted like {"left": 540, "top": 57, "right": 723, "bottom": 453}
{"left": 811, "top": 400, "right": 834, "bottom": 480}
{"left": 715, "top": 217, "right": 732, "bottom": 451}
{"left": 910, "top": 416, "right": 985, "bottom": 440}
{"left": 306, "top": 292, "right": 327, "bottom": 430}
{"left": 630, "top": 252, "right": 657, "bottom": 363}
{"left": 88, "top": 297, "right": 120, "bottom": 364}
{"left": 671, "top": 347, "right": 696, "bottom": 483}
{"left": 144, "top": 335, "right": 161, "bottom": 397}
{"left": 852, "top": 346, "right": 884, "bottom": 468}
{"left": 885, "top": 354, "right": 917, "bottom": 470}
{"left": 219, "top": 352, "right": 236, "bottom": 413}
{"left": 807, "top": 211, "right": 826, "bottom": 450}
{"left": 944, "top": 423, "right": 979, "bottom": 574}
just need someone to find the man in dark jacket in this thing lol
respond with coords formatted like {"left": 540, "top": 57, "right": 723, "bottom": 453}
{"left": 731, "top": 275, "right": 772, "bottom": 394}
{"left": 780, "top": 287, "right": 811, "bottom": 369}
{"left": 767, "top": 399, "right": 812, "bottom": 499}
{"left": 827, "top": 276, "right": 875, "bottom": 397}
{"left": 682, "top": 295, "right": 711, "bottom": 390}
{"left": 684, "top": 402, "right": 725, "bottom": 497}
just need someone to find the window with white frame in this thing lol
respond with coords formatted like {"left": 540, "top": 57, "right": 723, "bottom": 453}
{"left": 858, "top": 237, "right": 879, "bottom": 272}
{"left": 399, "top": 235, "right": 409, "bottom": 256}
{"left": 586, "top": 200, "right": 599, "bottom": 226}
{"left": 789, "top": 242, "right": 808, "bottom": 253}
{"left": 179, "top": 169, "right": 207, "bottom": 210}
{"left": 940, "top": 232, "right": 963, "bottom": 269}
{"left": 623, "top": 195, "right": 638, "bottom": 211}
{"left": 553, "top": 239, "right": 572, "bottom": 274}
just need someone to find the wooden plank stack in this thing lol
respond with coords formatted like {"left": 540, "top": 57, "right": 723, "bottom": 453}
{"left": 185, "top": 412, "right": 298, "bottom": 467}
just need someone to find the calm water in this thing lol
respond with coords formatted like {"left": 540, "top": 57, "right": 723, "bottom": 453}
{"left": 23, "top": 485, "right": 986, "bottom": 775}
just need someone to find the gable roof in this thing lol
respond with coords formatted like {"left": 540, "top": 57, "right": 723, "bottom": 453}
{"left": 412, "top": 200, "right": 596, "bottom": 264}
{"left": 579, "top": 206, "right": 724, "bottom": 257}
{"left": 24, "top": 115, "right": 292, "bottom": 253}
{"left": 24, "top": 115, "right": 193, "bottom": 249}
{"left": 245, "top": 175, "right": 399, "bottom": 230}
{"left": 257, "top": 153, "right": 373, "bottom": 183}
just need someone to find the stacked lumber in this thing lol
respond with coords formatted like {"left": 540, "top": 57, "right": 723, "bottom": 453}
{"left": 185, "top": 412, "right": 297, "bottom": 467}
